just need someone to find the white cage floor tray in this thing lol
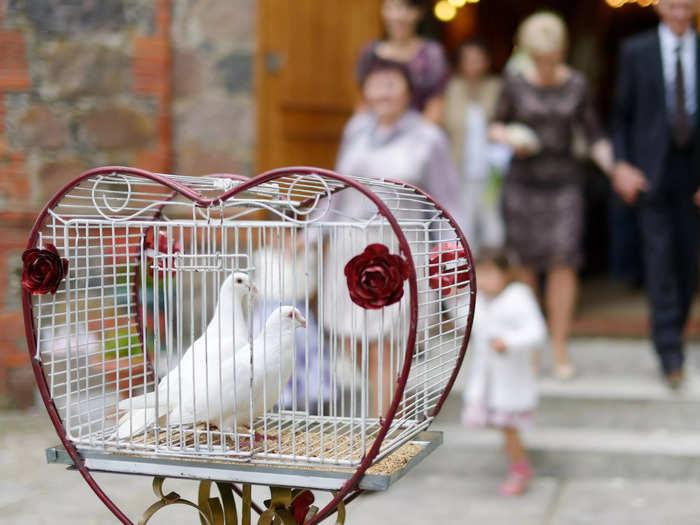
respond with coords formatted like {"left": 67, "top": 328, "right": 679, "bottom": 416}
{"left": 46, "top": 430, "right": 442, "bottom": 492}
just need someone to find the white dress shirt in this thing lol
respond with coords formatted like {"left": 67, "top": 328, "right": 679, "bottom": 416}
{"left": 658, "top": 23, "right": 697, "bottom": 118}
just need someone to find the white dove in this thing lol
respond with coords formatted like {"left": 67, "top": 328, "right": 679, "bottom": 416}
{"left": 172, "top": 305, "right": 307, "bottom": 434}
{"left": 116, "top": 271, "right": 256, "bottom": 439}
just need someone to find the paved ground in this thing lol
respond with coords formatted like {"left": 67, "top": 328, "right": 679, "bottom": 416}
{"left": 2, "top": 414, "right": 700, "bottom": 524}
{"left": 3, "top": 338, "right": 700, "bottom": 524}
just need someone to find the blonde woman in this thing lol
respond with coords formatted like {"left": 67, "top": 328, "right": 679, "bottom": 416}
{"left": 490, "top": 12, "right": 614, "bottom": 380}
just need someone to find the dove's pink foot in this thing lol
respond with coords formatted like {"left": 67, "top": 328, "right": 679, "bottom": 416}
{"left": 235, "top": 427, "right": 278, "bottom": 448}
{"left": 254, "top": 431, "right": 278, "bottom": 442}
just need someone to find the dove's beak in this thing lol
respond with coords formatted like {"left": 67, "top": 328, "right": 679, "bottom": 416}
{"left": 249, "top": 284, "right": 259, "bottom": 298}
{"left": 298, "top": 315, "right": 307, "bottom": 328}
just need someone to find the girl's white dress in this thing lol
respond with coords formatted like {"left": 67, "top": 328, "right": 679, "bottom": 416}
{"left": 463, "top": 282, "right": 547, "bottom": 429}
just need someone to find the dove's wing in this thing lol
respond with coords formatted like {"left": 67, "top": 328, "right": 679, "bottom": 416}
{"left": 165, "top": 331, "right": 241, "bottom": 429}
{"left": 196, "top": 318, "right": 297, "bottom": 432}
{"left": 117, "top": 274, "right": 253, "bottom": 437}
{"left": 248, "top": 323, "right": 297, "bottom": 423}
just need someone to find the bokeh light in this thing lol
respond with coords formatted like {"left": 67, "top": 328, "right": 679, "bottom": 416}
{"left": 605, "top": 0, "right": 659, "bottom": 7}
{"left": 434, "top": 0, "right": 457, "bottom": 22}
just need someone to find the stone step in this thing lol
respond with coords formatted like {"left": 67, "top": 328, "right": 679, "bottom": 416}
{"left": 433, "top": 422, "right": 700, "bottom": 480}
{"left": 439, "top": 372, "right": 700, "bottom": 431}
{"left": 444, "top": 337, "right": 700, "bottom": 432}
{"left": 533, "top": 338, "right": 699, "bottom": 376}
{"left": 448, "top": 338, "right": 672, "bottom": 402}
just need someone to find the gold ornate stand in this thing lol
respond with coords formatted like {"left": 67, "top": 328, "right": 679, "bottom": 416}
{"left": 46, "top": 432, "right": 442, "bottom": 524}
{"left": 138, "top": 477, "right": 345, "bottom": 525}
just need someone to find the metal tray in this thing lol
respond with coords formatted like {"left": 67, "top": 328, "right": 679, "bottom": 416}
{"left": 46, "top": 430, "right": 442, "bottom": 492}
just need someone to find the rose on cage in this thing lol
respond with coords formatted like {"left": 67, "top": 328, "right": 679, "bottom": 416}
{"left": 21, "top": 244, "right": 70, "bottom": 295}
{"left": 344, "top": 243, "right": 409, "bottom": 310}
{"left": 428, "top": 242, "right": 470, "bottom": 295}
{"left": 144, "top": 230, "right": 181, "bottom": 275}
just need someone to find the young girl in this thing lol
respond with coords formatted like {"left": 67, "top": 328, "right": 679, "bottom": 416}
{"left": 462, "top": 249, "right": 547, "bottom": 496}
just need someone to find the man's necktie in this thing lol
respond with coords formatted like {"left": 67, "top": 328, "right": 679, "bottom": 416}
{"left": 673, "top": 44, "right": 691, "bottom": 148}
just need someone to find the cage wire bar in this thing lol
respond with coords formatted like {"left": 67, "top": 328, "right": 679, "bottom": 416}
{"left": 24, "top": 166, "right": 475, "bottom": 524}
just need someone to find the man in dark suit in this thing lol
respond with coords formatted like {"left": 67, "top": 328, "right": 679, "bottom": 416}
{"left": 611, "top": 0, "right": 699, "bottom": 388}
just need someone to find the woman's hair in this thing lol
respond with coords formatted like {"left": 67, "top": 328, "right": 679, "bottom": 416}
{"left": 517, "top": 11, "right": 568, "bottom": 56}
{"left": 361, "top": 57, "right": 414, "bottom": 94}
{"left": 459, "top": 37, "right": 491, "bottom": 57}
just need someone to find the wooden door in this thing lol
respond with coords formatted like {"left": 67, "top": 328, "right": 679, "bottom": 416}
{"left": 256, "top": 1, "right": 382, "bottom": 172}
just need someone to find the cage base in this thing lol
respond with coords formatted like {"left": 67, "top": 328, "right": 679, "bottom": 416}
{"left": 46, "top": 431, "right": 441, "bottom": 492}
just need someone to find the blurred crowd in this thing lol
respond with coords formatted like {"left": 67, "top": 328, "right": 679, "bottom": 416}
{"left": 334, "top": 0, "right": 700, "bottom": 497}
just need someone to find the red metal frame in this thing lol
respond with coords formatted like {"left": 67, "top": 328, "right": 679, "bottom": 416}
{"left": 23, "top": 167, "right": 170, "bottom": 524}
{"left": 22, "top": 165, "right": 472, "bottom": 525}
{"left": 256, "top": 167, "right": 418, "bottom": 525}
{"left": 383, "top": 178, "right": 477, "bottom": 419}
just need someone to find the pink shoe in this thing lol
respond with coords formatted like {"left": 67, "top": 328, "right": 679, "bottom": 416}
{"left": 499, "top": 461, "right": 533, "bottom": 496}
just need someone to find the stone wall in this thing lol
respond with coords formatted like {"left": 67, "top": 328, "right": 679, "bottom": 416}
{"left": 171, "top": 0, "right": 255, "bottom": 176}
{"left": 0, "top": 0, "right": 255, "bottom": 408}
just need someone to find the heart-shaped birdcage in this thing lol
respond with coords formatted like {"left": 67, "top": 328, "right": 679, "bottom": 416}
{"left": 23, "top": 166, "right": 475, "bottom": 524}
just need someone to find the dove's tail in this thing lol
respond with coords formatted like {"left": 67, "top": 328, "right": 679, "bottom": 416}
{"left": 117, "top": 391, "right": 157, "bottom": 411}
{"left": 115, "top": 406, "right": 164, "bottom": 440}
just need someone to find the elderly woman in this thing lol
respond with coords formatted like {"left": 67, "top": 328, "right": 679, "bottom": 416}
{"left": 490, "top": 13, "right": 613, "bottom": 380}
{"left": 356, "top": 0, "right": 450, "bottom": 123}
{"left": 328, "top": 59, "right": 462, "bottom": 413}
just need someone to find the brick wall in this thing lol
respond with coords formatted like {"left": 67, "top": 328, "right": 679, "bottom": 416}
{"left": 0, "top": 0, "right": 255, "bottom": 408}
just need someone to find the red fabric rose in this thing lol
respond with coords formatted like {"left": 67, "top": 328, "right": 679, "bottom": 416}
{"left": 144, "top": 230, "right": 180, "bottom": 274}
{"left": 345, "top": 244, "right": 409, "bottom": 310}
{"left": 428, "top": 242, "right": 470, "bottom": 293}
{"left": 22, "top": 244, "right": 69, "bottom": 295}
{"left": 290, "top": 490, "right": 315, "bottom": 525}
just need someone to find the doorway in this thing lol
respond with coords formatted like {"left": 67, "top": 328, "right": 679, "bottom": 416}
{"left": 438, "top": 1, "right": 659, "bottom": 279}
{"left": 255, "top": 0, "right": 382, "bottom": 173}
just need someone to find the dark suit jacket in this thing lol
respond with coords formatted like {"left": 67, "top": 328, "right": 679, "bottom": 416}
{"left": 611, "top": 28, "right": 700, "bottom": 192}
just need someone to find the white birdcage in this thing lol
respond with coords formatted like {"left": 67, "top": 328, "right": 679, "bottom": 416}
{"left": 24, "top": 166, "right": 475, "bottom": 524}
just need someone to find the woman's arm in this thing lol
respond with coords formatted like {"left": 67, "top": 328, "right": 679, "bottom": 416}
{"left": 488, "top": 122, "right": 509, "bottom": 144}
{"left": 421, "top": 41, "right": 450, "bottom": 125}
{"left": 424, "top": 131, "right": 468, "bottom": 231}
{"left": 576, "top": 77, "right": 614, "bottom": 176}
{"left": 488, "top": 77, "right": 520, "bottom": 151}
{"left": 590, "top": 139, "right": 615, "bottom": 176}
{"left": 423, "top": 95, "right": 445, "bottom": 125}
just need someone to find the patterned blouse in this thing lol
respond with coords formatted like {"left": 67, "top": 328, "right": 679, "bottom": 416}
{"left": 356, "top": 39, "right": 450, "bottom": 111}
{"left": 494, "top": 70, "right": 604, "bottom": 184}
